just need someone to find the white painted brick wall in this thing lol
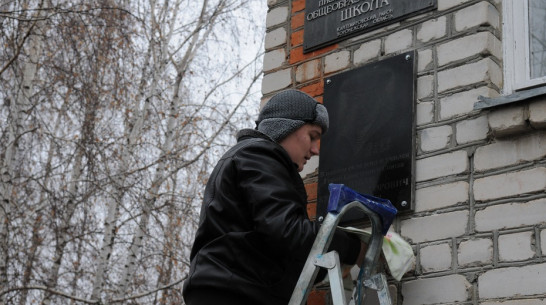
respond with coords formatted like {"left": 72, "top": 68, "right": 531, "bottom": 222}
{"left": 479, "top": 263, "right": 546, "bottom": 299}
{"left": 262, "top": 68, "right": 291, "bottom": 94}
{"left": 419, "top": 125, "right": 452, "bottom": 152}
{"left": 438, "top": 58, "right": 502, "bottom": 93}
{"left": 415, "top": 181, "right": 469, "bottom": 212}
{"left": 324, "top": 50, "right": 350, "bottom": 74}
{"left": 384, "top": 29, "right": 412, "bottom": 55}
{"left": 542, "top": 229, "right": 546, "bottom": 256}
{"left": 440, "top": 86, "right": 498, "bottom": 120}
{"left": 354, "top": 39, "right": 381, "bottom": 66}
{"left": 264, "top": 27, "right": 286, "bottom": 49}
{"left": 416, "top": 150, "right": 468, "bottom": 182}
{"left": 474, "top": 132, "right": 546, "bottom": 172}
{"left": 401, "top": 211, "right": 468, "bottom": 243}
{"left": 420, "top": 243, "right": 452, "bottom": 272}
{"left": 438, "top": 0, "right": 472, "bottom": 11}
{"left": 488, "top": 105, "right": 529, "bottom": 137}
{"left": 456, "top": 115, "right": 489, "bottom": 144}
{"left": 417, "top": 16, "right": 447, "bottom": 43}
{"left": 529, "top": 98, "right": 546, "bottom": 129}
{"left": 402, "top": 274, "right": 471, "bottom": 305}
{"left": 265, "top": 6, "right": 288, "bottom": 28}
{"left": 473, "top": 167, "right": 546, "bottom": 202}
{"left": 498, "top": 231, "right": 535, "bottom": 262}
{"left": 417, "top": 75, "right": 434, "bottom": 100}
{"left": 437, "top": 32, "right": 502, "bottom": 67}
{"left": 295, "top": 59, "right": 319, "bottom": 83}
{"left": 458, "top": 238, "right": 493, "bottom": 266}
{"left": 416, "top": 102, "right": 434, "bottom": 125}
{"left": 475, "top": 198, "right": 546, "bottom": 232}
{"left": 454, "top": 2, "right": 500, "bottom": 32}
{"left": 263, "top": 48, "right": 286, "bottom": 72}
{"left": 418, "top": 48, "right": 433, "bottom": 72}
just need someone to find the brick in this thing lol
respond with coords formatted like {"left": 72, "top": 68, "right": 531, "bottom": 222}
{"left": 478, "top": 262, "right": 546, "bottom": 298}
{"left": 295, "top": 59, "right": 320, "bottom": 83}
{"left": 304, "top": 182, "right": 318, "bottom": 201}
{"left": 262, "top": 68, "right": 291, "bottom": 94}
{"left": 300, "top": 81, "right": 323, "bottom": 97}
{"left": 354, "top": 39, "right": 381, "bottom": 66}
{"left": 454, "top": 2, "right": 500, "bottom": 32}
{"left": 307, "top": 289, "right": 327, "bottom": 305}
{"left": 419, "top": 125, "right": 452, "bottom": 152}
{"left": 418, "top": 48, "right": 433, "bottom": 72}
{"left": 498, "top": 231, "right": 534, "bottom": 262}
{"left": 542, "top": 229, "right": 546, "bottom": 256}
{"left": 415, "top": 150, "right": 468, "bottom": 182}
{"left": 438, "top": 0, "right": 472, "bottom": 11}
{"left": 473, "top": 168, "right": 546, "bottom": 202}
{"left": 437, "top": 32, "right": 502, "bottom": 67}
{"left": 456, "top": 115, "right": 489, "bottom": 144}
{"left": 291, "top": 0, "right": 305, "bottom": 13}
{"left": 265, "top": 27, "right": 287, "bottom": 49}
{"left": 291, "top": 12, "right": 305, "bottom": 29}
{"left": 324, "top": 50, "right": 350, "bottom": 74}
{"left": 440, "top": 86, "right": 498, "bottom": 120}
{"left": 529, "top": 98, "right": 546, "bottom": 129}
{"left": 289, "top": 44, "right": 338, "bottom": 65}
{"left": 402, "top": 274, "right": 471, "bottom": 305}
{"left": 438, "top": 58, "right": 502, "bottom": 93}
{"left": 458, "top": 238, "right": 493, "bottom": 266}
{"left": 416, "top": 101, "right": 434, "bottom": 126}
{"left": 263, "top": 48, "right": 286, "bottom": 72}
{"left": 291, "top": 29, "right": 303, "bottom": 47}
{"left": 306, "top": 202, "right": 317, "bottom": 220}
{"left": 474, "top": 132, "right": 546, "bottom": 172}
{"left": 266, "top": 6, "right": 288, "bottom": 28}
{"left": 488, "top": 105, "right": 529, "bottom": 137}
{"left": 420, "top": 243, "right": 452, "bottom": 273}
{"left": 475, "top": 198, "right": 546, "bottom": 232}
{"left": 401, "top": 211, "right": 468, "bottom": 243}
{"left": 481, "top": 300, "right": 546, "bottom": 305}
{"left": 417, "top": 75, "right": 434, "bottom": 99}
{"left": 417, "top": 16, "right": 447, "bottom": 43}
{"left": 415, "top": 181, "right": 469, "bottom": 212}
{"left": 385, "top": 29, "right": 413, "bottom": 55}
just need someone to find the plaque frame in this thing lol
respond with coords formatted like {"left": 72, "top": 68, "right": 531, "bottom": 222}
{"left": 317, "top": 51, "right": 416, "bottom": 224}
{"left": 303, "top": 0, "right": 437, "bottom": 53}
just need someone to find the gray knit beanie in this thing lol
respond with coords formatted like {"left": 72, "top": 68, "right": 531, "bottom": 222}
{"left": 256, "top": 89, "right": 329, "bottom": 142}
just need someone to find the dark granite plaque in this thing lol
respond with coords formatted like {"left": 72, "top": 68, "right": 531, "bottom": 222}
{"left": 317, "top": 51, "right": 415, "bottom": 223}
{"left": 304, "top": 0, "right": 437, "bottom": 53}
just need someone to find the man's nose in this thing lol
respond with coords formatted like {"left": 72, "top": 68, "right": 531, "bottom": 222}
{"left": 310, "top": 142, "right": 320, "bottom": 155}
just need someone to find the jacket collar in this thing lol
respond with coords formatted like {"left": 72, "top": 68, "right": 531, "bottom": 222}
{"left": 236, "top": 129, "right": 299, "bottom": 171}
{"left": 236, "top": 129, "right": 275, "bottom": 142}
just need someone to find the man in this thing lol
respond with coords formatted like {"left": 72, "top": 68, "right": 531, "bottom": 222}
{"left": 183, "top": 89, "right": 365, "bottom": 304}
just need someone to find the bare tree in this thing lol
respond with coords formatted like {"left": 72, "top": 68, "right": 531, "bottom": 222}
{"left": 0, "top": 0, "right": 265, "bottom": 303}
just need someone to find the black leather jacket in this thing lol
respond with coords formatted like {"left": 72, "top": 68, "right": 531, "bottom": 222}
{"left": 183, "top": 129, "right": 360, "bottom": 304}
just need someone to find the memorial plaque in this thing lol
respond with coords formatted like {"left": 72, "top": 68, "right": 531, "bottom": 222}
{"left": 304, "top": 0, "right": 437, "bottom": 53}
{"left": 317, "top": 51, "right": 415, "bottom": 223}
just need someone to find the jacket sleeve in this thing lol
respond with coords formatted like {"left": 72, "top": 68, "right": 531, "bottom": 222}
{"left": 234, "top": 141, "right": 360, "bottom": 265}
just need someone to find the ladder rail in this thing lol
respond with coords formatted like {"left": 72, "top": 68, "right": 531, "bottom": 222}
{"left": 288, "top": 200, "right": 384, "bottom": 305}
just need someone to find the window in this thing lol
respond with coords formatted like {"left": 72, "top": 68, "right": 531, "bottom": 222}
{"left": 503, "top": 0, "right": 546, "bottom": 93}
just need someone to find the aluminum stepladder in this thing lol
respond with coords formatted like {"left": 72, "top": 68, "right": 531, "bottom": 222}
{"left": 289, "top": 184, "right": 397, "bottom": 305}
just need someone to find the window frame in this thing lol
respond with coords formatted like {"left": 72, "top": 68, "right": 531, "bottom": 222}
{"left": 503, "top": 0, "right": 546, "bottom": 94}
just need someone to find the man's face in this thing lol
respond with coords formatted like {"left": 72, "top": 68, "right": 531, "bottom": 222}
{"left": 279, "top": 124, "right": 322, "bottom": 172}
